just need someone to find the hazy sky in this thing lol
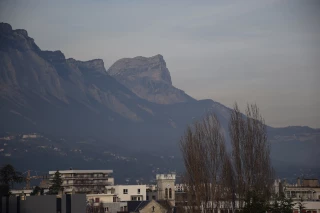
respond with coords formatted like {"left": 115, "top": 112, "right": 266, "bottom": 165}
{"left": 1, "top": 0, "right": 319, "bottom": 128}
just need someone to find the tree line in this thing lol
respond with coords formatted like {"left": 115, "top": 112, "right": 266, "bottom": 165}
{"left": 179, "top": 103, "right": 295, "bottom": 213}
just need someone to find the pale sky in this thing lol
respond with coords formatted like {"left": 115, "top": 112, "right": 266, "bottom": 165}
{"left": 1, "top": 0, "right": 319, "bottom": 128}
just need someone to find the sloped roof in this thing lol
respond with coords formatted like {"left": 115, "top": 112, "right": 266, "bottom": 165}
{"left": 127, "top": 200, "right": 173, "bottom": 213}
{"left": 127, "top": 201, "right": 150, "bottom": 212}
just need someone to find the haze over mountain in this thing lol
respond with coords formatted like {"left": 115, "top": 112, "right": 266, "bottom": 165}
{"left": 0, "top": 23, "right": 319, "bottom": 182}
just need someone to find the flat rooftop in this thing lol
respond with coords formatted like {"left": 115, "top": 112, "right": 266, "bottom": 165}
{"left": 49, "top": 170, "right": 113, "bottom": 174}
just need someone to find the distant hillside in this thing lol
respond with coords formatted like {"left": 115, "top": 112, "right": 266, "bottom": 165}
{"left": 0, "top": 22, "right": 319, "bottom": 182}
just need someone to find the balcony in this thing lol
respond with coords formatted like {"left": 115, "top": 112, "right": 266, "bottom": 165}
{"left": 61, "top": 176, "right": 111, "bottom": 180}
{"left": 62, "top": 182, "right": 113, "bottom": 186}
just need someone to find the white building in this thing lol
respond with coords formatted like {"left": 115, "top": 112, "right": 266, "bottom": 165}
{"left": 48, "top": 169, "right": 114, "bottom": 194}
{"left": 284, "top": 178, "right": 320, "bottom": 213}
{"left": 86, "top": 185, "right": 146, "bottom": 213}
{"left": 105, "top": 185, "right": 147, "bottom": 201}
{"left": 284, "top": 178, "right": 320, "bottom": 201}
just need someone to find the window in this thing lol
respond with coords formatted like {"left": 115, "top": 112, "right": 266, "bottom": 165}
{"left": 137, "top": 188, "right": 140, "bottom": 194}
{"left": 95, "top": 198, "right": 100, "bottom": 203}
{"left": 138, "top": 197, "right": 141, "bottom": 201}
{"left": 165, "top": 188, "right": 168, "bottom": 198}
{"left": 152, "top": 196, "right": 156, "bottom": 200}
{"left": 169, "top": 188, "right": 172, "bottom": 199}
{"left": 113, "top": 196, "right": 117, "bottom": 202}
{"left": 123, "top": 189, "right": 128, "bottom": 194}
{"left": 147, "top": 196, "right": 149, "bottom": 200}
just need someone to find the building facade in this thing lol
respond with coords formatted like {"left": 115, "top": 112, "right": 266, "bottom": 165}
{"left": 48, "top": 170, "right": 114, "bottom": 194}
{"left": 284, "top": 178, "right": 320, "bottom": 213}
{"left": 156, "top": 174, "right": 176, "bottom": 206}
{"left": 105, "top": 185, "right": 146, "bottom": 201}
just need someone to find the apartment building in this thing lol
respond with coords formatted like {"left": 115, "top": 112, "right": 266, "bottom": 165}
{"left": 48, "top": 169, "right": 114, "bottom": 194}
{"left": 87, "top": 185, "right": 146, "bottom": 213}
{"left": 284, "top": 178, "right": 320, "bottom": 213}
{"left": 87, "top": 185, "right": 146, "bottom": 204}
{"left": 284, "top": 178, "right": 320, "bottom": 201}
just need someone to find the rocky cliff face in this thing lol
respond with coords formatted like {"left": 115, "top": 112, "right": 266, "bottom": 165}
{"left": 0, "top": 22, "right": 149, "bottom": 126}
{"left": 0, "top": 22, "right": 227, "bottom": 154}
{"left": 1, "top": 23, "right": 319, "bottom": 178}
{"left": 108, "top": 54, "right": 195, "bottom": 104}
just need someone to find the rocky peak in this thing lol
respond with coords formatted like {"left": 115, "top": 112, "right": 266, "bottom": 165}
{"left": 108, "top": 54, "right": 172, "bottom": 85}
{"left": 0, "top": 22, "right": 13, "bottom": 34}
{"left": 0, "top": 22, "right": 40, "bottom": 52}
{"left": 67, "top": 58, "right": 106, "bottom": 73}
{"left": 14, "top": 29, "right": 28, "bottom": 37}
{"left": 108, "top": 54, "right": 194, "bottom": 104}
{"left": 41, "top": 50, "right": 66, "bottom": 64}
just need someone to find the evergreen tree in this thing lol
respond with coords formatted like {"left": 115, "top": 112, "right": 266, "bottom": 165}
{"left": 269, "top": 192, "right": 294, "bottom": 213}
{"left": 0, "top": 164, "right": 25, "bottom": 196}
{"left": 31, "top": 186, "right": 44, "bottom": 196}
{"left": 48, "top": 170, "right": 63, "bottom": 195}
{"left": 241, "top": 191, "right": 269, "bottom": 213}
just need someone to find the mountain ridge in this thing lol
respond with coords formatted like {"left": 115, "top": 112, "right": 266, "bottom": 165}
{"left": 1, "top": 22, "right": 319, "bottom": 182}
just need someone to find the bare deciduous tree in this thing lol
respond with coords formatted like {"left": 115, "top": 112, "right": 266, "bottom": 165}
{"left": 180, "top": 113, "right": 229, "bottom": 213}
{"left": 229, "top": 103, "right": 274, "bottom": 210}
{"left": 180, "top": 103, "right": 274, "bottom": 213}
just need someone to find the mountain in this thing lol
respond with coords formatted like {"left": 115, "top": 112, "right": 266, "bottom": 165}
{"left": 0, "top": 22, "right": 231, "bottom": 153}
{"left": 108, "top": 55, "right": 195, "bottom": 104}
{"left": 0, "top": 23, "right": 319, "bottom": 183}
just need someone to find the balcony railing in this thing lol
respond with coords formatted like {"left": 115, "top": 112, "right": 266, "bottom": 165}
{"left": 60, "top": 176, "right": 111, "bottom": 180}
{"left": 62, "top": 182, "right": 113, "bottom": 186}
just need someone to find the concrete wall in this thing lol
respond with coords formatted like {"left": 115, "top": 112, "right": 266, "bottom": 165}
{"left": 8, "top": 197, "right": 17, "bottom": 213}
{"left": 20, "top": 195, "right": 57, "bottom": 213}
{"left": 1, "top": 197, "right": 8, "bottom": 213}
{"left": 1, "top": 194, "right": 86, "bottom": 213}
{"left": 62, "top": 194, "right": 86, "bottom": 213}
{"left": 71, "top": 194, "right": 86, "bottom": 213}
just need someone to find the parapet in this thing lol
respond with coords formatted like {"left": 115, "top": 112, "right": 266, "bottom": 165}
{"left": 156, "top": 174, "right": 176, "bottom": 180}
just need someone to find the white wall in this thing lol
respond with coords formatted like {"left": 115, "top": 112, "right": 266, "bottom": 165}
{"left": 105, "top": 185, "right": 146, "bottom": 201}
{"left": 87, "top": 194, "right": 114, "bottom": 203}
{"left": 293, "top": 201, "right": 320, "bottom": 212}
